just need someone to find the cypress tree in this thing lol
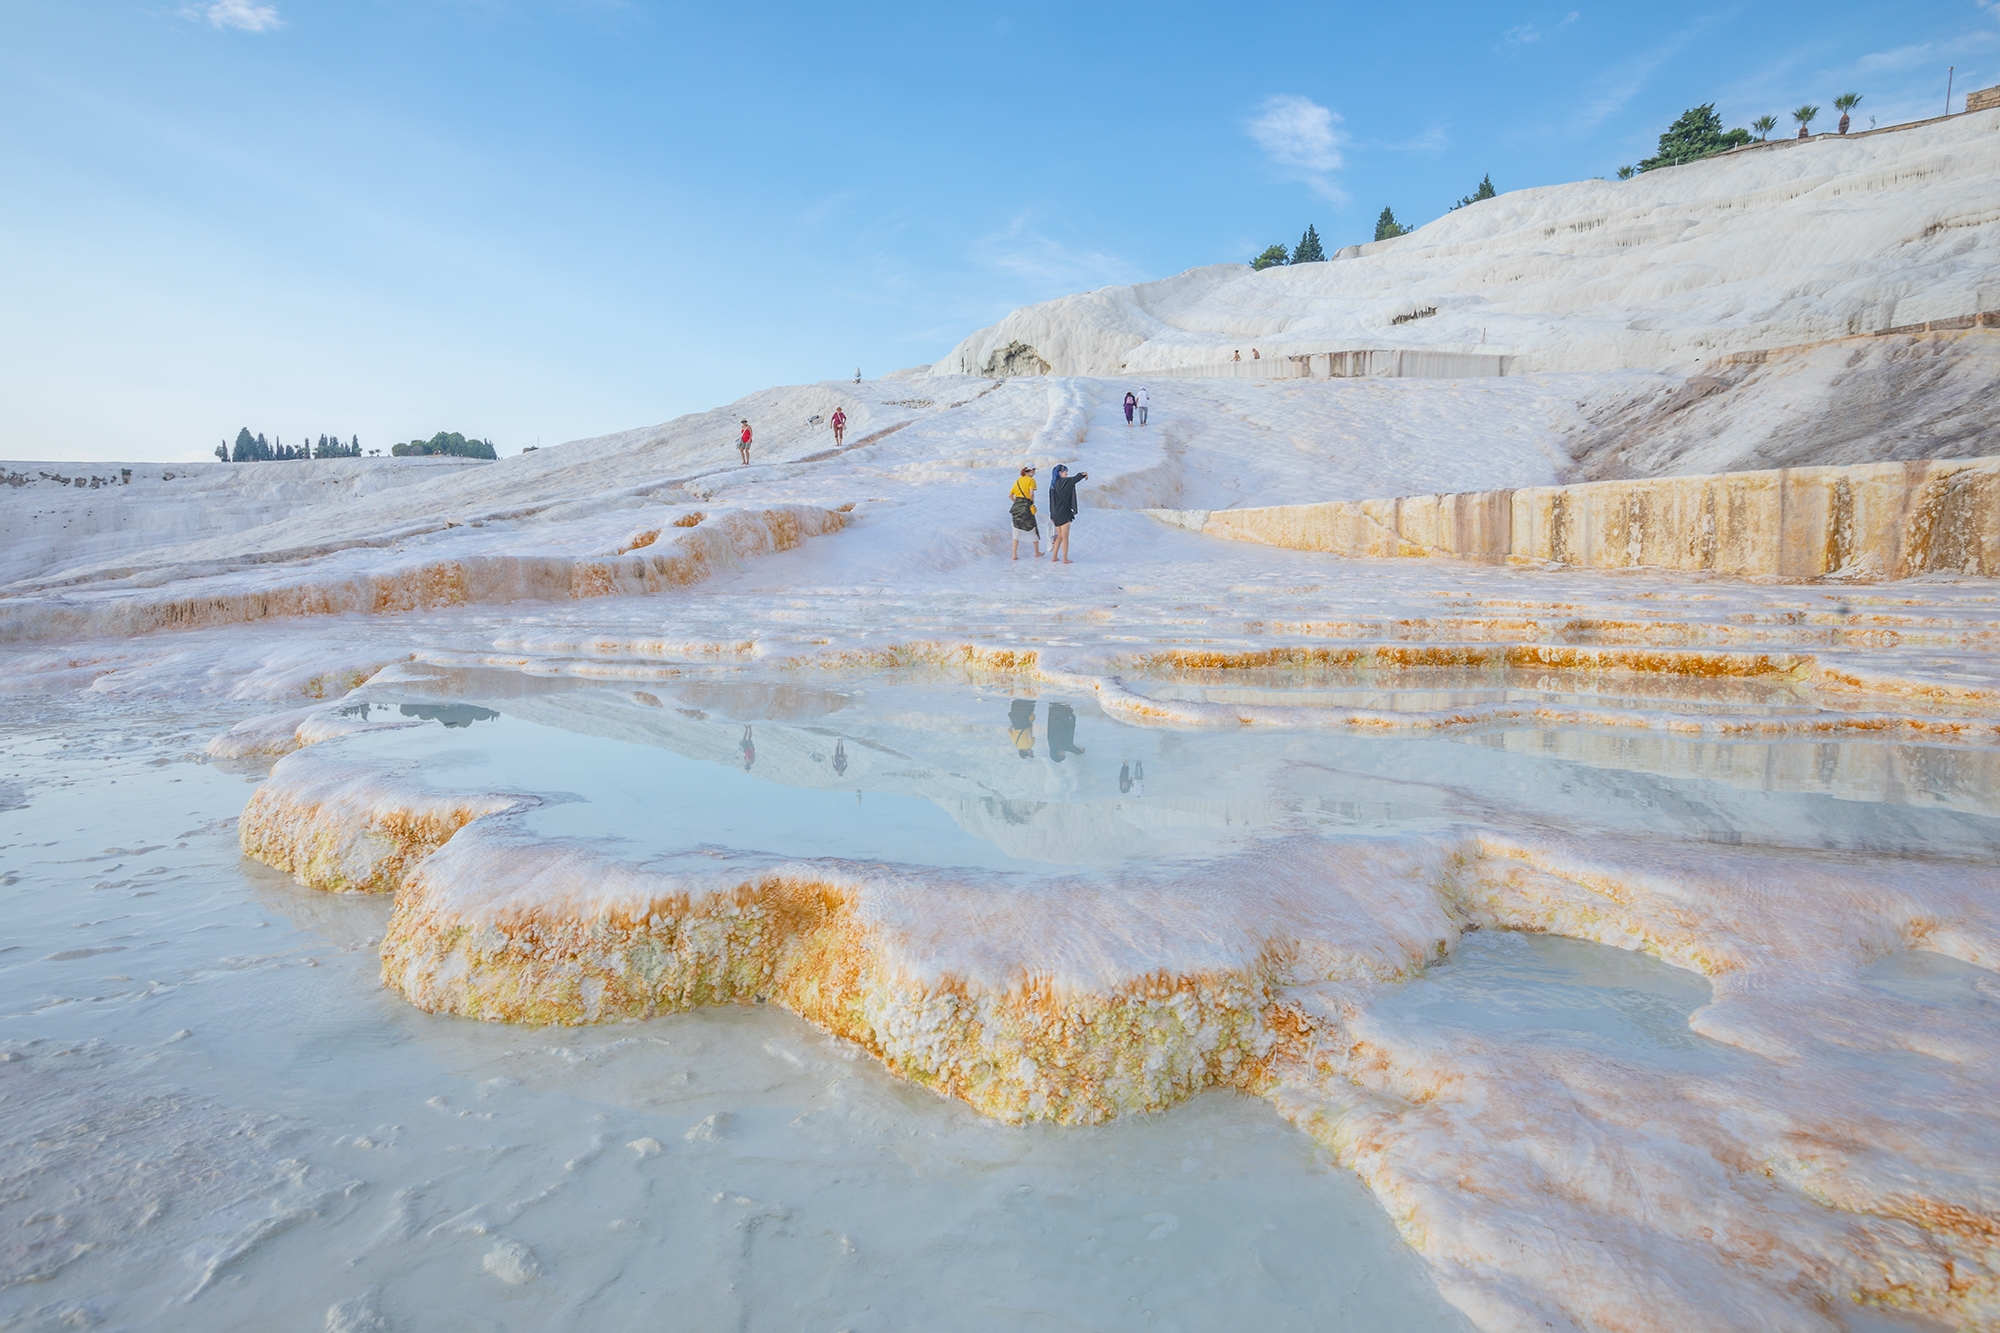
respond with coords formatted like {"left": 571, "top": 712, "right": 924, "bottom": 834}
{"left": 1292, "top": 224, "right": 1325, "bottom": 263}
{"left": 233, "top": 427, "right": 256, "bottom": 462}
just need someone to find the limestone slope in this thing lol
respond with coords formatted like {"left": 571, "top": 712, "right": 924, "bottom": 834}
{"left": 936, "top": 111, "right": 2000, "bottom": 378}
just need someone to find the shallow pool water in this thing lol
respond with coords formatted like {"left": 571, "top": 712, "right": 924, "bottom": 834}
{"left": 1372, "top": 930, "right": 1753, "bottom": 1071}
{"left": 349, "top": 667, "right": 2000, "bottom": 867}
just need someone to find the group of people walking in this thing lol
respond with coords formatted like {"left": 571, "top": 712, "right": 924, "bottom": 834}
{"left": 734, "top": 407, "right": 847, "bottom": 466}
{"left": 735, "top": 387, "right": 1165, "bottom": 566}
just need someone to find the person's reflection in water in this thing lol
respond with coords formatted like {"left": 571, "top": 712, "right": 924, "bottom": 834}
{"left": 1008, "top": 699, "right": 1036, "bottom": 759}
{"left": 1130, "top": 759, "right": 1144, "bottom": 797}
{"left": 832, "top": 739, "right": 848, "bottom": 778}
{"left": 1119, "top": 762, "right": 1132, "bottom": 794}
{"left": 1046, "top": 703, "right": 1084, "bottom": 762}
{"left": 739, "top": 726, "right": 755, "bottom": 771}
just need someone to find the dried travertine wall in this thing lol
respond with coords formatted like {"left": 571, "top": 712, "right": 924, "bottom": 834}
{"left": 1163, "top": 455, "right": 1999, "bottom": 581}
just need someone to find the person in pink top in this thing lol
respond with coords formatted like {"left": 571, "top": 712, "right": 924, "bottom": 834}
{"left": 831, "top": 408, "right": 847, "bottom": 447}
{"left": 737, "top": 419, "right": 752, "bottom": 465}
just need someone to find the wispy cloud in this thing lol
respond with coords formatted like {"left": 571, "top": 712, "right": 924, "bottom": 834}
{"left": 1370, "top": 124, "right": 1450, "bottom": 154}
{"left": 1573, "top": 21, "right": 1713, "bottom": 130}
{"left": 1501, "top": 11, "right": 1578, "bottom": 48}
{"left": 970, "top": 216, "right": 1142, "bottom": 294}
{"left": 1857, "top": 32, "right": 1997, "bottom": 74}
{"left": 181, "top": 1, "right": 282, "bottom": 32}
{"left": 1244, "top": 94, "right": 1348, "bottom": 204}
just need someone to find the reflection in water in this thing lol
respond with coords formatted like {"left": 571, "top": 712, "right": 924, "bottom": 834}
{"left": 396, "top": 702, "right": 501, "bottom": 729}
{"left": 1047, "top": 703, "right": 1084, "bottom": 763}
{"left": 1118, "top": 760, "right": 1145, "bottom": 797}
{"left": 1008, "top": 699, "right": 1035, "bottom": 759}
{"left": 833, "top": 738, "right": 848, "bottom": 777}
{"left": 739, "top": 725, "right": 755, "bottom": 771}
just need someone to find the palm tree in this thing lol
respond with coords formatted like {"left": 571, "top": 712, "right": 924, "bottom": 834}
{"left": 1793, "top": 104, "right": 1819, "bottom": 138}
{"left": 1834, "top": 93, "right": 1862, "bottom": 135}
{"left": 1752, "top": 114, "right": 1777, "bottom": 142}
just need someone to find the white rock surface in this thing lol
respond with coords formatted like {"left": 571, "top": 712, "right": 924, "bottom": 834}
{"left": 936, "top": 112, "right": 2000, "bottom": 378}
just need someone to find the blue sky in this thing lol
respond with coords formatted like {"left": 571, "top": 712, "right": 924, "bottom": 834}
{"left": 4, "top": 1, "right": 1996, "bottom": 461}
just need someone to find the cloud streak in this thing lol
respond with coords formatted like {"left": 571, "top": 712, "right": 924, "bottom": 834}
{"left": 183, "top": 1, "right": 283, "bottom": 33}
{"left": 1245, "top": 94, "right": 1348, "bottom": 204}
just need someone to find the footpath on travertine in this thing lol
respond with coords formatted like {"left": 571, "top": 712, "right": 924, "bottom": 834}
{"left": 1154, "top": 454, "right": 2000, "bottom": 582}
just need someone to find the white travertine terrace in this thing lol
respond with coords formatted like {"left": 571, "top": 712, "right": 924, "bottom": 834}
{"left": 227, "top": 677, "right": 2000, "bottom": 1331}
{"left": 8, "top": 105, "right": 2000, "bottom": 1333}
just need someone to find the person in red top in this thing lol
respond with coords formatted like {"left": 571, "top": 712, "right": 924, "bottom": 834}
{"left": 738, "top": 419, "right": 752, "bottom": 465}
{"left": 830, "top": 408, "right": 846, "bottom": 447}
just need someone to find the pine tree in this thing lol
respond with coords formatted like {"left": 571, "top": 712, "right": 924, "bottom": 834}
{"left": 1638, "top": 104, "right": 1752, "bottom": 171}
{"left": 1374, "top": 207, "right": 1407, "bottom": 241}
{"left": 1451, "top": 174, "right": 1497, "bottom": 210}
{"left": 1251, "top": 244, "right": 1289, "bottom": 270}
{"left": 1292, "top": 224, "right": 1325, "bottom": 263}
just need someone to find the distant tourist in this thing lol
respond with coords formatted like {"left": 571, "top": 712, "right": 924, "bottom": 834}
{"left": 832, "top": 738, "right": 847, "bottom": 777}
{"left": 1048, "top": 463, "right": 1087, "bottom": 564}
{"left": 1047, "top": 703, "right": 1084, "bottom": 762}
{"left": 1233, "top": 350, "right": 1241, "bottom": 361}
{"left": 1008, "top": 699, "right": 1036, "bottom": 757}
{"left": 739, "top": 726, "right": 755, "bottom": 770}
{"left": 1123, "top": 391, "right": 1137, "bottom": 425}
{"left": 1251, "top": 347, "right": 1260, "bottom": 360}
{"left": 1009, "top": 465, "right": 1042, "bottom": 560}
{"left": 738, "top": 419, "right": 752, "bottom": 465}
{"left": 831, "top": 407, "right": 847, "bottom": 447}
{"left": 1136, "top": 386, "right": 1149, "bottom": 425}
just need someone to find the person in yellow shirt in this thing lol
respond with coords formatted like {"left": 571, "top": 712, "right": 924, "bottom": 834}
{"left": 1009, "top": 465, "right": 1042, "bottom": 560}
{"left": 1008, "top": 699, "right": 1036, "bottom": 757}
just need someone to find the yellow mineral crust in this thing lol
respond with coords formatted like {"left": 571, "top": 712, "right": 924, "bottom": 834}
{"left": 240, "top": 748, "right": 537, "bottom": 894}
{"left": 0, "top": 503, "right": 846, "bottom": 644}
{"left": 373, "top": 824, "right": 1455, "bottom": 1124}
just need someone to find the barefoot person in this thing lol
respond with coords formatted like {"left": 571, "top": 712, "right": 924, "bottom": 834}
{"left": 1123, "top": 391, "right": 1137, "bottom": 425}
{"left": 1009, "top": 465, "right": 1042, "bottom": 560}
{"left": 737, "top": 419, "right": 752, "bottom": 465}
{"left": 1048, "top": 463, "right": 1087, "bottom": 563}
{"left": 1135, "top": 386, "right": 1149, "bottom": 425}
{"left": 830, "top": 407, "right": 846, "bottom": 447}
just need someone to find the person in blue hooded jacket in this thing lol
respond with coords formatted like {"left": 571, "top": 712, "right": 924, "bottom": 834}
{"left": 1047, "top": 463, "right": 1087, "bottom": 564}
